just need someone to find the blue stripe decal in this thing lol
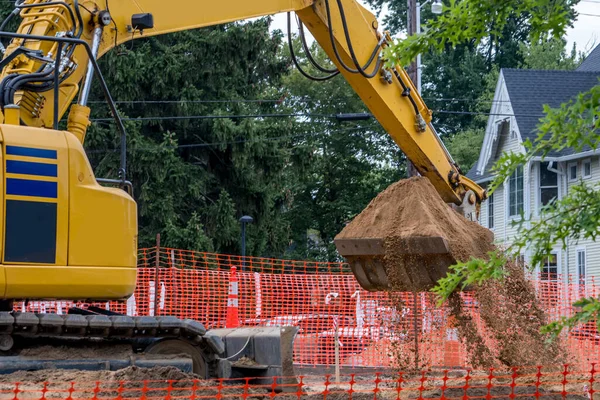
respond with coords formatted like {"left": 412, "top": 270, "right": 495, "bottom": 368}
{"left": 7, "top": 178, "right": 57, "bottom": 198}
{"left": 6, "top": 145, "right": 57, "bottom": 159}
{"left": 6, "top": 160, "right": 57, "bottom": 177}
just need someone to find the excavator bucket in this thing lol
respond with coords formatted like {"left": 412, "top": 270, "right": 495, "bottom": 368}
{"left": 335, "top": 237, "right": 455, "bottom": 292}
{"left": 334, "top": 178, "right": 493, "bottom": 293}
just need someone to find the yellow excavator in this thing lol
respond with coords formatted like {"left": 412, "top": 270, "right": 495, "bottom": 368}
{"left": 0, "top": 0, "right": 485, "bottom": 380}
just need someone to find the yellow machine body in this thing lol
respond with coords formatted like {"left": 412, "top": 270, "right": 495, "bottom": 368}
{"left": 0, "top": 125, "right": 136, "bottom": 300}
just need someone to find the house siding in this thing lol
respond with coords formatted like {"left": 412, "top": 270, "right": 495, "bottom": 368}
{"left": 563, "top": 156, "right": 600, "bottom": 287}
{"left": 470, "top": 66, "right": 600, "bottom": 287}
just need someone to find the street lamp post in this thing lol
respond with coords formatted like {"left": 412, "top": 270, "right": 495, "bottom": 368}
{"left": 239, "top": 215, "right": 253, "bottom": 271}
{"left": 414, "top": 0, "right": 443, "bottom": 92}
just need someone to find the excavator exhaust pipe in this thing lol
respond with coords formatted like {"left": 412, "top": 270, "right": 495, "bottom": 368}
{"left": 335, "top": 237, "right": 455, "bottom": 292}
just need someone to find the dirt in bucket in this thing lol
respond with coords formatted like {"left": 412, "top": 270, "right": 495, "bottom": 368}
{"left": 336, "top": 177, "right": 494, "bottom": 292}
{"left": 338, "top": 177, "right": 565, "bottom": 369}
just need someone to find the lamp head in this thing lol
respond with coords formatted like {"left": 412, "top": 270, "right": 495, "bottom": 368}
{"left": 431, "top": 0, "right": 443, "bottom": 14}
{"left": 240, "top": 215, "right": 254, "bottom": 224}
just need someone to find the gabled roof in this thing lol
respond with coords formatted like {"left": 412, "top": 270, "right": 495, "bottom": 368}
{"left": 466, "top": 67, "right": 600, "bottom": 183}
{"left": 466, "top": 163, "right": 494, "bottom": 183}
{"left": 502, "top": 69, "right": 600, "bottom": 151}
{"left": 578, "top": 44, "right": 600, "bottom": 72}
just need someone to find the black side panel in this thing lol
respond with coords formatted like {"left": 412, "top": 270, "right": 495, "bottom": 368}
{"left": 5, "top": 200, "right": 57, "bottom": 264}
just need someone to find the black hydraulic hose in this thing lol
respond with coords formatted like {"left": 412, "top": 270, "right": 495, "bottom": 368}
{"left": 324, "top": 0, "right": 382, "bottom": 76}
{"left": 5, "top": 71, "right": 51, "bottom": 104}
{"left": 72, "top": 0, "right": 84, "bottom": 38}
{"left": 392, "top": 69, "right": 420, "bottom": 116}
{"left": 335, "top": 0, "right": 382, "bottom": 78}
{"left": 0, "top": 11, "right": 16, "bottom": 32}
{"left": 296, "top": 15, "right": 338, "bottom": 74}
{"left": 287, "top": 13, "right": 339, "bottom": 81}
{"left": 0, "top": 3, "right": 23, "bottom": 48}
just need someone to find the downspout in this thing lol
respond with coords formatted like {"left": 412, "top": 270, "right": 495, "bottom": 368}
{"left": 546, "top": 161, "right": 564, "bottom": 175}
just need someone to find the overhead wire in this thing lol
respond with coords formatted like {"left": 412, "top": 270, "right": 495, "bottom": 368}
{"left": 86, "top": 108, "right": 552, "bottom": 124}
{"left": 90, "top": 112, "right": 336, "bottom": 122}
{"left": 85, "top": 97, "right": 571, "bottom": 106}
{"left": 86, "top": 124, "right": 380, "bottom": 154}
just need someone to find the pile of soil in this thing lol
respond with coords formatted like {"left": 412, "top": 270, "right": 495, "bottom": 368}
{"left": 337, "top": 177, "right": 564, "bottom": 369}
{"left": 336, "top": 177, "right": 494, "bottom": 292}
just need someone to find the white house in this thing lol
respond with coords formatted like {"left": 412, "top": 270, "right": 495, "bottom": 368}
{"left": 466, "top": 45, "right": 600, "bottom": 288}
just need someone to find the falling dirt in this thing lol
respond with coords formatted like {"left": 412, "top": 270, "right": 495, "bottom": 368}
{"left": 337, "top": 177, "right": 565, "bottom": 369}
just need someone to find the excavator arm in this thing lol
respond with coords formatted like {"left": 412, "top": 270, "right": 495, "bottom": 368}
{"left": 0, "top": 0, "right": 485, "bottom": 208}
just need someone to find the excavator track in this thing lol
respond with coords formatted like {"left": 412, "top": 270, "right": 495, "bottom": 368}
{"left": 0, "top": 311, "right": 224, "bottom": 377}
{"left": 0, "top": 311, "right": 298, "bottom": 385}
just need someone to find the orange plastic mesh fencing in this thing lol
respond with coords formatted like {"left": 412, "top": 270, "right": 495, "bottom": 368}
{"left": 13, "top": 248, "right": 600, "bottom": 370}
{"left": 137, "top": 247, "right": 350, "bottom": 274}
{"left": 1, "top": 365, "right": 599, "bottom": 399}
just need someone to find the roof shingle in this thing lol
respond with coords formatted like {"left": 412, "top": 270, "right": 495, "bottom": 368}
{"left": 578, "top": 45, "right": 600, "bottom": 72}
{"left": 502, "top": 68, "right": 599, "bottom": 155}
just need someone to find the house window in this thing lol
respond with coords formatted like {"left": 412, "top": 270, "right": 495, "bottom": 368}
{"left": 568, "top": 162, "right": 578, "bottom": 182}
{"left": 487, "top": 193, "right": 494, "bottom": 229}
{"left": 541, "top": 253, "right": 558, "bottom": 281}
{"left": 509, "top": 165, "right": 524, "bottom": 217}
{"left": 539, "top": 162, "right": 558, "bottom": 206}
{"left": 577, "top": 249, "right": 586, "bottom": 288}
{"left": 583, "top": 159, "right": 592, "bottom": 179}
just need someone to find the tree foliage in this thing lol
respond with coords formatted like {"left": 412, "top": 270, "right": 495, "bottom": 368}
{"left": 281, "top": 39, "right": 404, "bottom": 261}
{"left": 520, "top": 38, "right": 581, "bottom": 70}
{"left": 86, "top": 19, "right": 295, "bottom": 255}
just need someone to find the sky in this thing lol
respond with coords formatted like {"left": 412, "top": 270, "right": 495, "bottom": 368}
{"left": 269, "top": 1, "right": 600, "bottom": 57}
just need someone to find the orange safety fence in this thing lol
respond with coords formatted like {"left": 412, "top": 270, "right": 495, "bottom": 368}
{"left": 13, "top": 248, "right": 600, "bottom": 370}
{"left": 1, "top": 365, "right": 599, "bottom": 399}
{"left": 138, "top": 247, "right": 349, "bottom": 274}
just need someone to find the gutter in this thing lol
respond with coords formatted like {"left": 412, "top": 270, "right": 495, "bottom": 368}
{"left": 471, "top": 176, "right": 494, "bottom": 184}
{"left": 531, "top": 149, "right": 599, "bottom": 163}
{"left": 474, "top": 150, "right": 598, "bottom": 184}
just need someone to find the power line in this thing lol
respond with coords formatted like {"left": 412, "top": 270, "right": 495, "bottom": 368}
{"left": 90, "top": 113, "right": 334, "bottom": 122}
{"left": 86, "top": 124, "right": 380, "bottom": 154}
{"left": 89, "top": 109, "right": 548, "bottom": 124}
{"left": 580, "top": 13, "right": 600, "bottom": 17}
{"left": 87, "top": 99, "right": 295, "bottom": 105}
{"left": 88, "top": 95, "right": 591, "bottom": 106}
{"left": 433, "top": 109, "right": 545, "bottom": 118}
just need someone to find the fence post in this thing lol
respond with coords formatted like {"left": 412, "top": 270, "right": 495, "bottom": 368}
{"left": 334, "top": 315, "right": 340, "bottom": 384}
{"left": 154, "top": 234, "right": 161, "bottom": 317}
{"left": 413, "top": 292, "right": 419, "bottom": 370}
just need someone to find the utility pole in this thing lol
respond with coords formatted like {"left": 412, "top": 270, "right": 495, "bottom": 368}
{"left": 406, "top": 0, "right": 419, "bottom": 178}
